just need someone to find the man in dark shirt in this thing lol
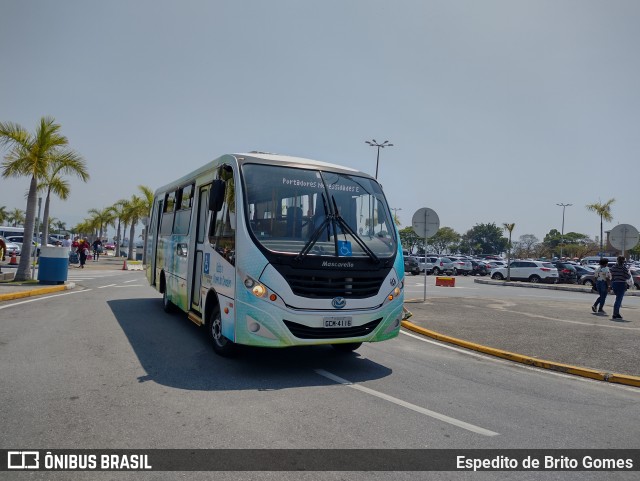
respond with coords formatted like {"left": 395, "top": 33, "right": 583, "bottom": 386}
{"left": 609, "top": 256, "right": 632, "bottom": 319}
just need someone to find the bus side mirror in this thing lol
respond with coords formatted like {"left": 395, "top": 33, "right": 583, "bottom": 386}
{"left": 209, "top": 180, "right": 226, "bottom": 212}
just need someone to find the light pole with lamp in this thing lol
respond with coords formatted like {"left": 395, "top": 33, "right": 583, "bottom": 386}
{"left": 391, "top": 207, "right": 402, "bottom": 225}
{"left": 365, "top": 139, "right": 393, "bottom": 179}
{"left": 556, "top": 203, "right": 572, "bottom": 259}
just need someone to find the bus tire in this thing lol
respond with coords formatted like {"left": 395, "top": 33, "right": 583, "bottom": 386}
{"left": 331, "top": 342, "right": 362, "bottom": 353}
{"left": 208, "top": 304, "right": 236, "bottom": 357}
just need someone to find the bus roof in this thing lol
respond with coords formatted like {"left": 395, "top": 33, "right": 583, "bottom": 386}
{"left": 235, "top": 152, "right": 362, "bottom": 175}
{"left": 153, "top": 152, "right": 370, "bottom": 196}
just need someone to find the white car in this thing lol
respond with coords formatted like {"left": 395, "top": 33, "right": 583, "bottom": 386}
{"left": 490, "top": 260, "right": 559, "bottom": 283}
{"left": 0, "top": 236, "right": 21, "bottom": 257}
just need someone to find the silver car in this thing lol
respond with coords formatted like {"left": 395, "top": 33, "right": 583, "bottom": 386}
{"left": 0, "top": 236, "right": 21, "bottom": 257}
{"left": 431, "top": 256, "right": 456, "bottom": 275}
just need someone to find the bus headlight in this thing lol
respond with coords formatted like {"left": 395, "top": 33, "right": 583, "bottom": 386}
{"left": 252, "top": 284, "right": 267, "bottom": 298}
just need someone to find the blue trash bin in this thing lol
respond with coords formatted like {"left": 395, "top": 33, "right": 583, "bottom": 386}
{"left": 38, "top": 246, "right": 69, "bottom": 285}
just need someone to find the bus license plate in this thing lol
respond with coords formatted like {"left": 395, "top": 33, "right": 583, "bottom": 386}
{"left": 323, "top": 317, "right": 352, "bottom": 328}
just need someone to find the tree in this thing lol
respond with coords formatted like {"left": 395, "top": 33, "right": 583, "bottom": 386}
{"left": 109, "top": 199, "right": 129, "bottom": 257}
{"left": 0, "top": 117, "right": 81, "bottom": 281}
{"left": 0, "top": 206, "right": 7, "bottom": 225}
{"left": 513, "top": 234, "right": 539, "bottom": 259}
{"left": 399, "top": 227, "right": 423, "bottom": 255}
{"left": 7, "top": 208, "right": 25, "bottom": 227}
{"left": 38, "top": 152, "right": 89, "bottom": 244}
{"left": 123, "top": 195, "right": 148, "bottom": 260}
{"left": 88, "top": 207, "right": 114, "bottom": 242}
{"left": 426, "top": 227, "right": 460, "bottom": 255}
{"left": 462, "top": 223, "right": 508, "bottom": 255}
{"left": 586, "top": 198, "right": 615, "bottom": 253}
{"left": 502, "top": 223, "right": 515, "bottom": 281}
{"left": 137, "top": 185, "right": 154, "bottom": 265}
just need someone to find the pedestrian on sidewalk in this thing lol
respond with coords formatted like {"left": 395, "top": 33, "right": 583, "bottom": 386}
{"left": 92, "top": 238, "right": 102, "bottom": 261}
{"left": 609, "top": 256, "right": 632, "bottom": 320}
{"left": 591, "top": 258, "right": 611, "bottom": 314}
{"left": 78, "top": 238, "right": 90, "bottom": 269}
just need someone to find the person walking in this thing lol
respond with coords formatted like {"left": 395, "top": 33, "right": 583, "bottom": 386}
{"left": 77, "top": 238, "right": 90, "bottom": 269}
{"left": 591, "top": 258, "right": 611, "bottom": 314}
{"left": 609, "top": 256, "right": 632, "bottom": 320}
{"left": 92, "top": 238, "right": 103, "bottom": 261}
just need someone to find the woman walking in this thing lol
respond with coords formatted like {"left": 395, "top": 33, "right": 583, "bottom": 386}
{"left": 591, "top": 258, "right": 611, "bottom": 314}
{"left": 609, "top": 256, "right": 632, "bottom": 320}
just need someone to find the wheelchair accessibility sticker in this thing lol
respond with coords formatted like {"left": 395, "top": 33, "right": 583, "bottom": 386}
{"left": 337, "top": 240, "right": 352, "bottom": 257}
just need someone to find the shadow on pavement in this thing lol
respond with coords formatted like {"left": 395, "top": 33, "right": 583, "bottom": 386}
{"left": 107, "top": 298, "right": 392, "bottom": 391}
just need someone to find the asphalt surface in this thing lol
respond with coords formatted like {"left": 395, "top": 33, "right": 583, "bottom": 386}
{"left": 1, "top": 259, "right": 639, "bottom": 385}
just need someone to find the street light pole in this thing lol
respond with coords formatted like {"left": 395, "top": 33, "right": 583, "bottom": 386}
{"left": 391, "top": 207, "right": 402, "bottom": 225}
{"left": 556, "top": 203, "right": 572, "bottom": 259}
{"left": 365, "top": 139, "right": 393, "bottom": 179}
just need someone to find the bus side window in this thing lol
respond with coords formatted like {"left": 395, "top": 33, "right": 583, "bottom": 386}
{"left": 160, "top": 191, "right": 177, "bottom": 236}
{"left": 210, "top": 166, "right": 236, "bottom": 265}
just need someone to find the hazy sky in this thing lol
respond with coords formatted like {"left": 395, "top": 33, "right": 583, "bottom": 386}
{"left": 1, "top": 0, "right": 638, "bottom": 243}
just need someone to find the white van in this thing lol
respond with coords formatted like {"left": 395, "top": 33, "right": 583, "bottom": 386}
{"left": 581, "top": 256, "right": 617, "bottom": 266}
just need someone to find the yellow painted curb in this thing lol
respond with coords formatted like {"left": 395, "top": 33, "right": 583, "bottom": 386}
{"left": 401, "top": 320, "right": 640, "bottom": 388}
{"left": 0, "top": 284, "right": 69, "bottom": 302}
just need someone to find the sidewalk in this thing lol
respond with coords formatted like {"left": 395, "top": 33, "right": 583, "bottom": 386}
{"left": 0, "top": 253, "right": 130, "bottom": 300}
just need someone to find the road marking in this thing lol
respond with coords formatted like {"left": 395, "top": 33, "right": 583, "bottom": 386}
{"left": 0, "top": 289, "right": 92, "bottom": 310}
{"left": 98, "top": 284, "right": 117, "bottom": 289}
{"left": 124, "top": 279, "right": 139, "bottom": 283}
{"left": 314, "top": 369, "right": 499, "bottom": 437}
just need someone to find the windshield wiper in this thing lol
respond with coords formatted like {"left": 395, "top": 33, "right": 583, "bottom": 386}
{"left": 331, "top": 196, "right": 380, "bottom": 264}
{"left": 295, "top": 193, "right": 331, "bottom": 261}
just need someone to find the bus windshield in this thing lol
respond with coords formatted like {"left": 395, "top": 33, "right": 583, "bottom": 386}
{"left": 242, "top": 164, "right": 397, "bottom": 258}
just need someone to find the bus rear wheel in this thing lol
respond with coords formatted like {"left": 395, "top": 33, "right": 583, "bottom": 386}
{"left": 208, "top": 304, "right": 236, "bottom": 357}
{"left": 331, "top": 342, "right": 362, "bottom": 353}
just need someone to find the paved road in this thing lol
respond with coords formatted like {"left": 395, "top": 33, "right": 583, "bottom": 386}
{"left": 1, "top": 272, "right": 639, "bottom": 479}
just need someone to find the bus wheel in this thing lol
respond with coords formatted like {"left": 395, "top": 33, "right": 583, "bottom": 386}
{"left": 331, "top": 342, "right": 362, "bottom": 353}
{"left": 162, "top": 288, "right": 174, "bottom": 313}
{"left": 208, "top": 304, "right": 236, "bottom": 357}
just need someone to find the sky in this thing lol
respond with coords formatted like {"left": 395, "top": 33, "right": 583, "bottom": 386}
{"left": 1, "top": 0, "right": 638, "bottom": 244}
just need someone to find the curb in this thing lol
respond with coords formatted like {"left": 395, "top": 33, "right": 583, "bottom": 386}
{"left": 0, "top": 282, "right": 76, "bottom": 302}
{"left": 473, "top": 277, "right": 640, "bottom": 296}
{"left": 401, "top": 319, "right": 640, "bottom": 388}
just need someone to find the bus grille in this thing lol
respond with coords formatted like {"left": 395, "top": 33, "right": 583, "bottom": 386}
{"left": 284, "top": 273, "right": 386, "bottom": 298}
{"left": 283, "top": 318, "right": 383, "bottom": 340}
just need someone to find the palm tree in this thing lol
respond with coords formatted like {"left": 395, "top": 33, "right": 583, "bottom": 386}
{"left": 586, "top": 199, "right": 615, "bottom": 253}
{"left": 137, "top": 185, "right": 154, "bottom": 264}
{"left": 8, "top": 208, "right": 25, "bottom": 227}
{"left": 1, "top": 117, "right": 80, "bottom": 281}
{"left": 87, "top": 207, "right": 114, "bottom": 243}
{"left": 0, "top": 206, "right": 7, "bottom": 225}
{"left": 38, "top": 153, "right": 89, "bottom": 244}
{"left": 123, "top": 195, "right": 148, "bottom": 260}
{"left": 53, "top": 219, "right": 66, "bottom": 234}
{"left": 503, "top": 223, "right": 516, "bottom": 281}
{"left": 108, "top": 199, "right": 128, "bottom": 257}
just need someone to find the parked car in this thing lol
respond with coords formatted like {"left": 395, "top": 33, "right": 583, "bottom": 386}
{"left": 486, "top": 260, "right": 507, "bottom": 270}
{"left": 469, "top": 259, "right": 491, "bottom": 276}
{"left": 104, "top": 242, "right": 116, "bottom": 250}
{"left": 431, "top": 257, "right": 456, "bottom": 275}
{"left": 581, "top": 267, "right": 640, "bottom": 290}
{"left": 443, "top": 256, "right": 473, "bottom": 275}
{"left": 491, "top": 260, "right": 559, "bottom": 283}
{"left": 552, "top": 261, "right": 578, "bottom": 284}
{"left": 574, "top": 264, "right": 595, "bottom": 280}
{"left": 411, "top": 255, "right": 439, "bottom": 274}
{"left": 404, "top": 256, "right": 420, "bottom": 275}
{"left": 0, "top": 236, "right": 21, "bottom": 257}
